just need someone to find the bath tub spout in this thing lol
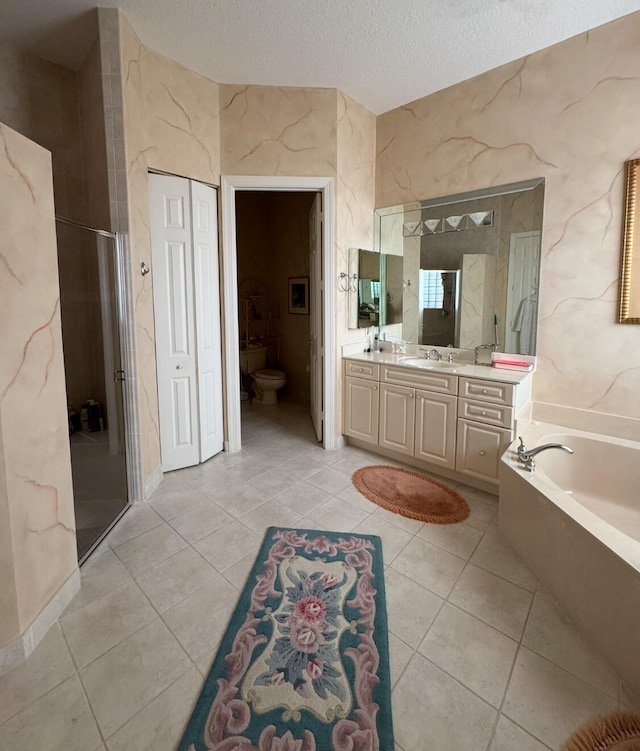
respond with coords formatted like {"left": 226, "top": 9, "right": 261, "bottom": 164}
{"left": 517, "top": 437, "right": 574, "bottom": 472}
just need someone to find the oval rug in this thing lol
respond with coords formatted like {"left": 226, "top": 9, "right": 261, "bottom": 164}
{"left": 352, "top": 465, "right": 469, "bottom": 524}
{"left": 561, "top": 712, "right": 640, "bottom": 751}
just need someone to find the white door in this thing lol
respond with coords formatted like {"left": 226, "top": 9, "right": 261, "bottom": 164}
{"left": 191, "top": 181, "right": 224, "bottom": 462}
{"left": 505, "top": 231, "right": 541, "bottom": 353}
{"left": 309, "top": 193, "right": 323, "bottom": 442}
{"left": 150, "top": 174, "right": 223, "bottom": 471}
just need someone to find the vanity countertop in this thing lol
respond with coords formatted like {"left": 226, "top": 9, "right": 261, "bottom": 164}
{"left": 343, "top": 350, "right": 534, "bottom": 385}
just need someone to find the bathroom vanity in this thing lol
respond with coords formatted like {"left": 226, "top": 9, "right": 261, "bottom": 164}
{"left": 343, "top": 351, "right": 533, "bottom": 493}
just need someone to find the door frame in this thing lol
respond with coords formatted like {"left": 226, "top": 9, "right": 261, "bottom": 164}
{"left": 220, "top": 175, "right": 336, "bottom": 451}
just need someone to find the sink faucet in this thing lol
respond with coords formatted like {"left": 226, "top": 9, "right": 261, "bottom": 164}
{"left": 426, "top": 348, "right": 442, "bottom": 361}
{"left": 517, "top": 437, "right": 574, "bottom": 472}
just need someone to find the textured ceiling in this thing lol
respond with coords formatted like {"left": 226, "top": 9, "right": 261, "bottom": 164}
{"left": 2, "top": 0, "right": 640, "bottom": 114}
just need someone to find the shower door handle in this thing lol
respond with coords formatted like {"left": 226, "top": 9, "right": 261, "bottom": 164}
{"left": 113, "top": 370, "right": 126, "bottom": 382}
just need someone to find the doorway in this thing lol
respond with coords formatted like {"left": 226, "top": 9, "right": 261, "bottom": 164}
{"left": 221, "top": 176, "right": 337, "bottom": 453}
{"left": 55, "top": 218, "right": 129, "bottom": 562}
{"left": 235, "top": 191, "right": 316, "bottom": 427}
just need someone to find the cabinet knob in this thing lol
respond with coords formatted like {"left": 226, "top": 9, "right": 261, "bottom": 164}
{"left": 408, "top": 392, "right": 414, "bottom": 398}
{"left": 482, "top": 410, "right": 487, "bottom": 416}
{"left": 372, "top": 385, "right": 377, "bottom": 390}
{"left": 482, "top": 388, "right": 488, "bottom": 394}
{"left": 479, "top": 450, "right": 486, "bottom": 456}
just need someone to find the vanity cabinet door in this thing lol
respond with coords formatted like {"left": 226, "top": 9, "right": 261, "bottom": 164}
{"left": 414, "top": 390, "right": 457, "bottom": 469}
{"left": 344, "top": 376, "right": 379, "bottom": 445}
{"left": 379, "top": 383, "right": 415, "bottom": 455}
{"left": 455, "top": 419, "right": 511, "bottom": 483}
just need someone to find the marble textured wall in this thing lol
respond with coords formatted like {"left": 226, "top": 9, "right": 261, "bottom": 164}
{"left": 0, "top": 125, "right": 77, "bottom": 648}
{"left": 0, "top": 43, "right": 86, "bottom": 223}
{"left": 119, "top": 13, "right": 220, "bottom": 483}
{"left": 376, "top": 13, "right": 640, "bottom": 425}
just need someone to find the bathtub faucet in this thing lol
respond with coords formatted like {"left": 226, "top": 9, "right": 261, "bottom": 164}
{"left": 517, "top": 437, "right": 574, "bottom": 472}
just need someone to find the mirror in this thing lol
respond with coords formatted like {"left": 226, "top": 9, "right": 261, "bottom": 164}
{"left": 348, "top": 248, "right": 381, "bottom": 328}
{"left": 375, "top": 178, "right": 545, "bottom": 355}
{"left": 620, "top": 159, "right": 640, "bottom": 324}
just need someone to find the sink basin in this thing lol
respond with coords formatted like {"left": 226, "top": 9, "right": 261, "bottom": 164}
{"left": 400, "top": 357, "right": 458, "bottom": 371}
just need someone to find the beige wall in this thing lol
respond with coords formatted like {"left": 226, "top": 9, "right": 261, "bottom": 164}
{"left": 0, "top": 124, "right": 77, "bottom": 649}
{"left": 0, "top": 43, "right": 86, "bottom": 223}
{"left": 120, "top": 14, "right": 221, "bottom": 483}
{"left": 376, "top": 13, "right": 640, "bottom": 424}
{"left": 120, "top": 18, "right": 376, "bottom": 482}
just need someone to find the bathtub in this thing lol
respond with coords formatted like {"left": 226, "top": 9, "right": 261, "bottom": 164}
{"left": 499, "top": 422, "right": 640, "bottom": 704}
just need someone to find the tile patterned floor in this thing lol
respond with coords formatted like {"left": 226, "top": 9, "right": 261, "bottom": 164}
{"left": 0, "top": 400, "right": 636, "bottom": 750}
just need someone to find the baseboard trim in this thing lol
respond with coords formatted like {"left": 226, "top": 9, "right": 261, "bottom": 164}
{"left": 0, "top": 568, "right": 81, "bottom": 675}
{"left": 144, "top": 466, "right": 163, "bottom": 500}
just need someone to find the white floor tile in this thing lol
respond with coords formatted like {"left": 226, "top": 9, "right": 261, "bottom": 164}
{"left": 0, "top": 624, "right": 76, "bottom": 726}
{"left": 489, "top": 715, "right": 551, "bottom": 751}
{"left": 162, "top": 575, "right": 238, "bottom": 661}
{"left": 0, "top": 675, "right": 102, "bottom": 751}
{"left": 449, "top": 564, "right": 533, "bottom": 640}
{"left": 502, "top": 647, "right": 617, "bottom": 750}
{"left": 391, "top": 536, "right": 466, "bottom": 598}
{"left": 166, "top": 501, "right": 234, "bottom": 544}
{"left": 61, "top": 580, "right": 156, "bottom": 669}
{"left": 80, "top": 619, "right": 191, "bottom": 738}
{"left": 194, "top": 520, "right": 261, "bottom": 572}
{"left": 352, "top": 515, "right": 412, "bottom": 563}
{"left": 384, "top": 567, "right": 443, "bottom": 648}
{"left": 522, "top": 590, "right": 619, "bottom": 698}
{"left": 105, "top": 667, "right": 203, "bottom": 751}
{"left": 392, "top": 652, "right": 497, "bottom": 751}
{"left": 112, "top": 524, "right": 189, "bottom": 577}
{"left": 417, "top": 519, "right": 484, "bottom": 560}
{"left": 135, "top": 547, "right": 218, "bottom": 613}
{"left": 418, "top": 602, "right": 518, "bottom": 708}
{"left": 470, "top": 531, "right": 538, "bottom": 592}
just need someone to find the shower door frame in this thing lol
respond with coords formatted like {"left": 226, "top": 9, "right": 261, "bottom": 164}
{"left": 55, "top": 216, "right": 136, "bottom": 562}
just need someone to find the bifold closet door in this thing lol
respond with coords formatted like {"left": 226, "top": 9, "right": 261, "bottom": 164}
{"left": 149, "top": 173, "right": 223, "bottom": 471}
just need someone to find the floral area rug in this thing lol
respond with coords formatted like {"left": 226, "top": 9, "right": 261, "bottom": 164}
{"left": 178, "top": 527, "right": 394, "bottom": 751}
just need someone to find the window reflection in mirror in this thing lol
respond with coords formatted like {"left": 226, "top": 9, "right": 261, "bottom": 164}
{"left": 347, "top": 248, "right": 381, "bottom": 329}
{"left": 375, "top": 178, "right": 544, "bottom": 356}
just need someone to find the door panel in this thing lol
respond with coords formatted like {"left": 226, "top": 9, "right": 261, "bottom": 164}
{"left": 150, "top": 174, "right": 199, "bottom": 471}
{"left": 344, "top": 377, "right": 378, "bottom": 444}
{"left": 414, "top": 390, "right": 457, "bottom": 468}
{"left": 56, "top": 221, "right": 129, "bottom": 562}
{"left": 379, "top": 383, "right": 415, "bottom": 455}
{"left": 191, "top": 181, "right": 223, "bottom": 461}
{"left": 309, "top": 192, "right": 323, "bottom": 442}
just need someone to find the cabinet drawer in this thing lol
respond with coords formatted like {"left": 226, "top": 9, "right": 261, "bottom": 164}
{"left": 344, "top": 360, "right": 380, "bottom": 381}
{"left": 459, "top": 377, "right": 515, "bottom": 406}
{"left": 458, "top": 398, "right": 513, "bottom": 429}
{"left": 455, "top": 419, "right": 512, "bottom": 483}
{"left": 382, "top": 365, "right": 457, "bottom": 395}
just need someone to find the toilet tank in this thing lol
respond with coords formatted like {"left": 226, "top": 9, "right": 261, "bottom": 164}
{"left": 239, "top": 346, "right": 267, "bottom": 374}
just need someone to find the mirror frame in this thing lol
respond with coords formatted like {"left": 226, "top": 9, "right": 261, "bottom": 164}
{"left": 619, "top": 158, "right": 640, "bottom": 324}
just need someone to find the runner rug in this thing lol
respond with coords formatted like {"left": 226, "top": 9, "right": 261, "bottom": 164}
{"left": 178, "top": 526, "right": 394, "bottom": 751}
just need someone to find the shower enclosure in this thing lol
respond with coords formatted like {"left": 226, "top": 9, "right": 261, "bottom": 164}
{"left": 55, "top": 218, "right": 129, "bottom": 562}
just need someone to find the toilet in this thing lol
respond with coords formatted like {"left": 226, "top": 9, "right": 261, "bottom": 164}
{"left": 239, "top": 346, "right": 286, "bottom": 405}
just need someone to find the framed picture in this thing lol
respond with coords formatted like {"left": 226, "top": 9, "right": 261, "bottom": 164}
{"left": 288, "top": 277, "right": 309, "bottom": 315}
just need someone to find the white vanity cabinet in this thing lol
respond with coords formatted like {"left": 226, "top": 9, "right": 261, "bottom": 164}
{"left": 378, "top": 366, "right": 457, "bottom": 468}
{"left": 343, "top": 357, "right": 531, "bottom": 492}
{"left": 455, "top": 376, "right": 517, "bottom": 484}
{"left": 343, "top": 361, "right": 380, "bottom": 446}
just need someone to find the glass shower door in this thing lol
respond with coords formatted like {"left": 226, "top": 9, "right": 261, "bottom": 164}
{"left": 56, "top": 219, "right": 129, "bottom": 562}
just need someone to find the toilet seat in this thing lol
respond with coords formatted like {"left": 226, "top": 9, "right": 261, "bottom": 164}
{"left": 254, "top": 369, "right": 285, "bottom": 380}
